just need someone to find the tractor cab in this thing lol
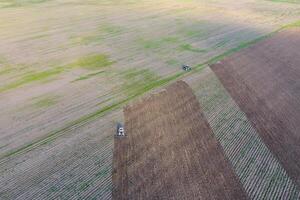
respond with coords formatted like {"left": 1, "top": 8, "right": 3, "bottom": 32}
{"left": 182, "top": 64, "right": 192, "bottom": 71}
{"left": 116, "top": 123, "right": 125, "bottom": 137}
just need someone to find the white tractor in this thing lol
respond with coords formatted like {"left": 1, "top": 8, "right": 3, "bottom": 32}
{"left": 116, "top": 123, "right": 125, "bottom": 136}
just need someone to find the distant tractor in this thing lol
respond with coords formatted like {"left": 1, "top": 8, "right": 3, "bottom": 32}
{"left": 116, "top": 123, "right": 125, "bottom": 137}
{"left": 182, "top": 64, "right": 192, "bottom": 71}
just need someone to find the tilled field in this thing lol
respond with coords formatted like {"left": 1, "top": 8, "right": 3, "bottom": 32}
{"left": 184, "top": 67, "right": 300, "bottom": 199}
{"left": 211, "top": 28, "right": 300, "bottom": 188}
{"left": 112, "top": 81, "right": 248, "bottom": 200}
{"left": 1, "top": 0, "right": 300, "bottom": 199}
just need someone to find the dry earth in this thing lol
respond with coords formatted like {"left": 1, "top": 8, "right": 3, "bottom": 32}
{"left": 113, "top": 81, "right": 248, "bottom": 200}
{"left": 211, "top": 27, "right": 300, "bottom": 188}
{"left": 185, "top": 66, "right": 300, "bottom": 200}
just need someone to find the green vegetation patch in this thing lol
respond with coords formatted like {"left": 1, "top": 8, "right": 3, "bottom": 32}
{"left": 0, "top": 58, "right": 11, "bottom": 75}
{"left": 178, "top": 21, "right": 223, "bottom": 40}
{"left": 69, "top": 23, "right": 123, "bottom": 45}
{"left": 0, "top": 54, "right": 114, "bottom": 92}
{"left": 121, "top": 68, "right": 160, "bottom": 97}
{"left": 0, "top": 57, "right": 6, "bottom": 64}
{"left": 0, "top": 67, "right": 13, "bottom": 76}
{"left": 0, "top": 61, "right": 28, "bottom": 76}
{"left": 281, "top": 20, "right": 300, "bottom": 28}
{"left": 184, "top": 29, "right": 208, "bottom": 38}
{"left": 139, "top": 39, "right": 161, "bottom": 49}
{"left": 73, "top": 71, "right": 105, "bottom": 82}
{"left": 166, "top": 59, "right": 179, "bottom": 66}
{"left": 179, "top": 23, "right": 211, "bottom": 39}
{"left": 0, "top": 0, "right": 51, "bottom": 7}
{"left": 267, "top": 0, "right": 300, "bottom": 4}
{"left": 213, "top": 39, "right": 230, "bottom": 49}
{"left": 99, "top": 23, "right": 123, "bottom": 36}
{"left": 67, "top": 54, "right": 115, "bottom": 70}
{"left": 179, "top": 43, "right": 207, "bottom": 53}
{"left": 0, "top": 67, "right": 64, "bottom": 93}
{"left": 70, "top": 35, "right": 103, "bottom": 46}
{"left": 32, "top": 95, "right": 59, "bottom": 108}
{"left": 138, "top": 36, "right": 179, "bottom": 50}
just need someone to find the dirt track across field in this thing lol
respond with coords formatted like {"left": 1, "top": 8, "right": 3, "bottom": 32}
{"left": 211, "top": 27, "right": 300, "bottom": 188}
{"left": 112, "top": 81, "right": 247, "bottom": 200}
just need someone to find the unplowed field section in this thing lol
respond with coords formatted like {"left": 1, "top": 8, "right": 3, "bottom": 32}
{"left": 112, "top": 81, "right": 247, "bottom": 200}
{"left": 211, "top": 28, "right": 300, "bottom": 187}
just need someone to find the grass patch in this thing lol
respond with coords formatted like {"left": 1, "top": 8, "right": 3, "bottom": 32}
{"left": 184, "top": 29, "right": 207, "bottom": 38}
{"left": 179, "top": 21, "right": 223, "bottom": 40}
{"left": 0, "top": 67, "right": 13, "bottom": 76}
{"left": 121, "top": 68, "right": 161, "bottom": 97}
{"left": 213, "top": 39, "right": 230, "bottom": 49}
{"left": 267, "top": 0, "right": 300, "bottom": 4}
{"left": 179, "top": 23, "right": 211, "bottom": 39}
{"left": 70, "top": 23, "right": 123, "bottom": 45}
{"left": 67, "top": 54, "right": 114, "bottom": 70}
{"left": 179, "top": 43, "right": 207, "bottom": 53}
{"left": 161, "top": 37, "right": 179, "bottom": 43}
{"left": 0, "top": 54, "right": 114, "bottom": 92}
{"left": 70, "top": 35, "right": 103, "bottom": 46}
{"left": 32, "top": 95, "right": 59, "bottom": 108}
{"left": 73, "top": 71, "right": 105, "bottom": 82}
{"left": 138, "top": 36, "right": 179, "bottom": 50}
{"left": 99, "top": 24, "right": 123, "bottom": 36}
{"left": 0, "top": 57, "right": 6, "bottom": 64}
{"left": 0, "top": 67, "right": 64, "bottom": 93}
{"left": 0, "top": 0, "right": 51, "bottom": 7}
{"left": 0, "top": 58, "right": 12, "bottom": 75}
{"left": 281, "top": 20, "right": 300, "bottom": 29}
{"left": 166, "top": 59, "right": 179, "bottom": 66}
{"left": 139, "top": 39, "right": 161, "bottom": 49}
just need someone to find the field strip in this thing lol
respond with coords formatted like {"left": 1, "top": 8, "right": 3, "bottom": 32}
{"left": 185, "top": 67, "right": 300, "bottom": 199}
{"left": 0, "top": 111, "right": 117, "bottom": 199}
{"left": 113, "top": 80, "right": 248, "bottom": 199}
{"left": 1, "top": 20, "right": 299, "bottom": 163}
{"left": 211, "top": 27, "right": 300, "bottom": 188}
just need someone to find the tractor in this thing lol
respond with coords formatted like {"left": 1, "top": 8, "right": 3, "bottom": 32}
{"left": 116, "top": 123, "right": 125, "bottom": 137}
{"left": 182, "top": 64, "right": 192, "bottom": 71}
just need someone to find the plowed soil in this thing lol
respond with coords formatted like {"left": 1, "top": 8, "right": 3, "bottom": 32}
{"left": 112, "top": 81, "right": 247, "bottom": 200}
{"left": 1, "top": 1, "right": 300, "bottom": 199}
{"left": 211, "top": 28, "right": 300, "bottom": 187}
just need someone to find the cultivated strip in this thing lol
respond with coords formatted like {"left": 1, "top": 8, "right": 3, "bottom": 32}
{"left": 211, "top": 28, "right": 300, "bottom": 188}
{"left": 185, "top": 68, "right": 300, "bottom": 199}
{"left": 113, "top": 81, "right": 247, "bottom": 199}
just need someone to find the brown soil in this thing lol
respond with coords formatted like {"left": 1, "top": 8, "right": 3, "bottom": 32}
{"left": 211, "top": 28, "right": 300, "bottom": 188}
{"left": 112, "top": 81, "right": 247, "bottom": 200}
